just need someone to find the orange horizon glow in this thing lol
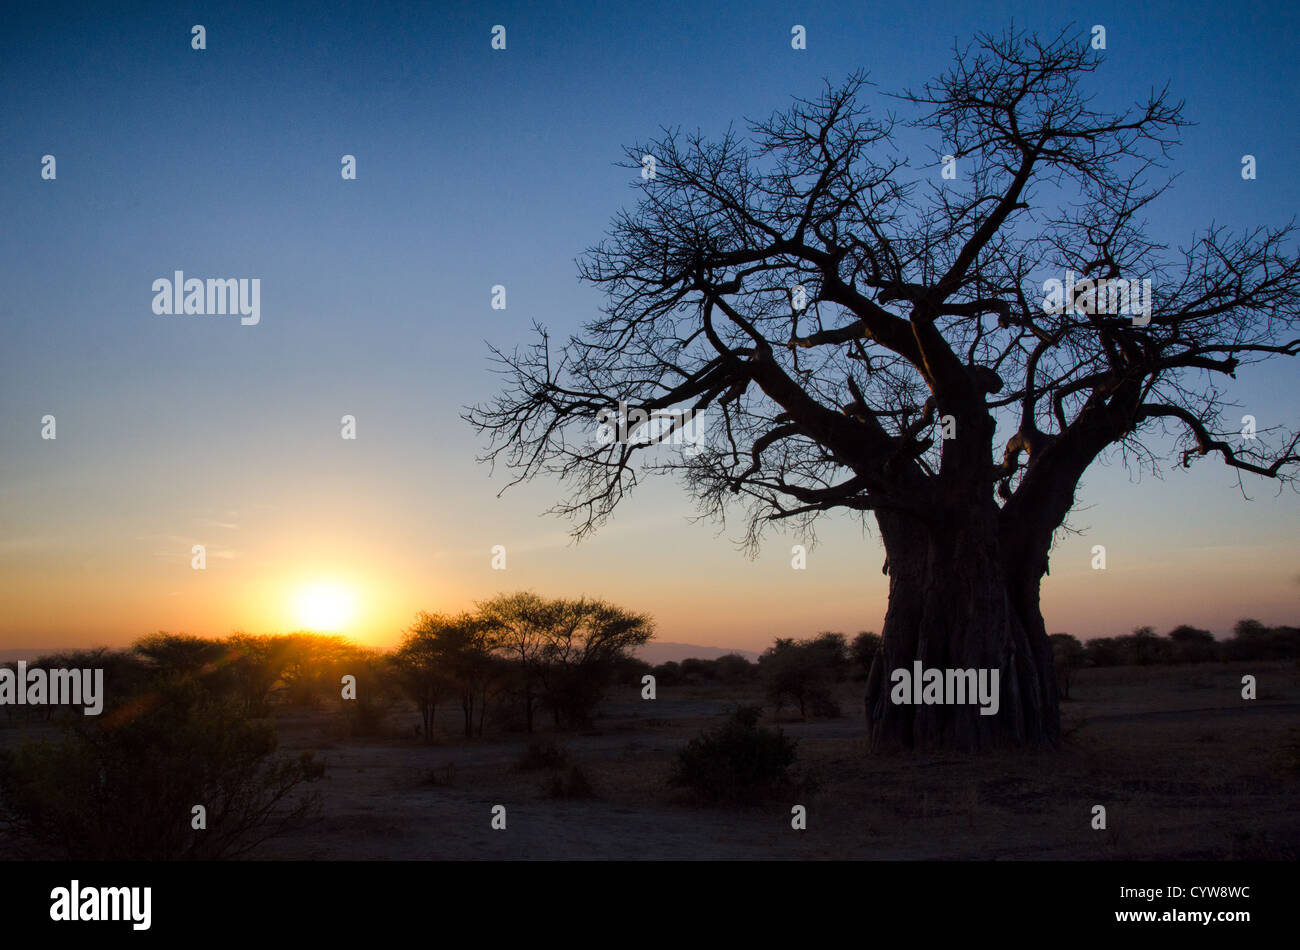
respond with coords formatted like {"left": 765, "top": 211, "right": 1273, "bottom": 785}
{"left": 0, "top": 424, "right": 1296, "bottom": 658}
{"left": 0, "top": 523, "right": 1296, "bottom": 657}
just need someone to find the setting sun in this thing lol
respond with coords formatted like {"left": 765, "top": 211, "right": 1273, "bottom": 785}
{"left": 293, "top": 582, "right": 358, "bottom": 632}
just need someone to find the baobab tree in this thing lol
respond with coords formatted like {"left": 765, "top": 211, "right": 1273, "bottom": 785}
{"left": 466, "top": 27, "right": 1300, "bottom": 752}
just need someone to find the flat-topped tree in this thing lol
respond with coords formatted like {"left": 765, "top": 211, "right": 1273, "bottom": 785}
{"left": 466, "top": 27, "right": 1300, "bottom": 752}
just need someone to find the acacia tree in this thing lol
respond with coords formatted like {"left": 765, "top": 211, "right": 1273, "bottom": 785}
{"left": 392, "top": 622, "right": 453, "bottom": 741}
{"left": 477, "top": 592, "right": 554, "bottom": 733}
{"left": 759, "top": 636, "right": 844, "bottom": 719}
{"left": 535, "top": 597, "right": 654, "bottom": 727}
{"left": 225, "top": 633, "right": 293, "bottom": 717}
{"left": 403, "top": 612, "right": 498, "bottom": 738}
{"left": 467, "top": 28, "right": 1300, "bottom": 751}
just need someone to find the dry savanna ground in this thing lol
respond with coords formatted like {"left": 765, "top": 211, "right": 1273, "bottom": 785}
{"left": 1, "top": 660, "right": 1296, "bottom": 860}
{"left": 246, "top": 659, "right": 1299, "bottom": 860}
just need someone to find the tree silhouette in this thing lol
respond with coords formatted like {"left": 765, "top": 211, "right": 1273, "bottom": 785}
{"left": 467, "top": 27, "right": 1300, "bottom": 751}
{"left": 476, "top": 592, "right": 553, "bottom": 734}
{"left": 534, "top": 596, "right": 654, "bottom": 727}
{"left": 224, "top": 633, "right": 293, "bottom": 717}
{"left": 392, "top": 621, "right": 454, "bottom": 741}
{"left": 1048, "top": 633, "right": 1085, "bottom": 698}
{"left": 759, "top": 636, "right": 844, "bottom": 719}
{"left": 403, "top": 612, "right": 498, "bottom": 738}
{"left": 474, "top": 592, "right": 653, "bottom": 731}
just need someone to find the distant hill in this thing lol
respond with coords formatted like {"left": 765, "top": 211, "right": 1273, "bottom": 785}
{"left": 634, "top": 642, "right": 760, "bottom": 665}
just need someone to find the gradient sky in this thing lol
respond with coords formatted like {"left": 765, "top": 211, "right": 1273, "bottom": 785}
{"left": 2, "top": 0, "right": 1297, "bottom": 654}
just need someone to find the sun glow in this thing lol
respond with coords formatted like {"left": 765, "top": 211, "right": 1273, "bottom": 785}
{"left": 293, "top": 582, "right": 358, "bottom": 632}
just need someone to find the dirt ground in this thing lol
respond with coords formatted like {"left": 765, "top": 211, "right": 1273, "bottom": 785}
{"left": 247, "top": 659, "right": 1300, "bottom": 860}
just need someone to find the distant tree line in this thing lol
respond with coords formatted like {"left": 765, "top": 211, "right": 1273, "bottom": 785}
{"left": 0, "top": 592, "right": 653, "bottom": 742}
{"left": 1050, "top": 620, "right": 1300, "bottom": 698}
{"left": 636, "top": 631, "right": 880, "bottom": 720}
{"left": 0, "top": 590, "right": 651, "bottom": 858}
{"left": 643, "top": 620, "right": 1297, "bottom": 715}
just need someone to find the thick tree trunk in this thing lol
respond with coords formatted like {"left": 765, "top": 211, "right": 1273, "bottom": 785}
{"left": 865, "top": 507, "right": 1059, "bottom": 752}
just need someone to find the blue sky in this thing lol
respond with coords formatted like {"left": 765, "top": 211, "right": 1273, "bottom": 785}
{"left": 1, "top": 0, "right": 1297, "bottom": 651}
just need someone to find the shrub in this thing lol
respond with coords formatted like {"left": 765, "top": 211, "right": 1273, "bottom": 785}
{"left": 423, "top": 762, "right": 457, "bottom": 787}
{"left": 337, "top": 653, "right": 398, "bottom": 737}
{"left": 2, "top": 648, "right": 151, "bottom": 724}
{"left": 613, "top": 655, "right": 654, "bottom": 686}
{"left": 652, "top": 661, "right": 682, "bottom": 688}
{"left": 0, "top": 682, "right": 320, "bottom": 859}
{"left": 224, "top": 634, "right": 293, "bottom": 716}
{"left": 132, "top": 632, "right": 236, "bottom": 700}
{"left": 1084, "top": 636, "right": 1124, "bottom": 667}
{"left": 849, "top": 632, "right": 882, "bottom": 682}
{"left": 759, "top": 638, "right": 842, "bottom": 718}
{"left": 806, "top": 632, "right": 851, "bottom": 681}
{"left": 809, "top": 690, "right": 842, "bottom": 718}
{"left": 669, "top": 704, "right": 798, "bottom": 804}
{"left": 1167, "top": 625, "right": 1218, "bottom": 664}
{"left": 1224, "top": 619, "right": 1300, "bottom": 661}
{"left": 539, "top": 662, "right": 612, "bottom": 729}
{"left": 1277, "top": 727, "right": 1300, "bottom": 776}
{"left": 278, "top": 633, "right": 354, "bottom": 707}
{"left": 515, "top": 737, "right": 570, "bottom": 771}
{"left": 1117, "top": 627, "right": 1173, "bottom": 665}
{"left": 297, "top": 750, "right": 327, "bottom": 781}
{"left": 1049, "top": 633, "right": 1085, "bottom": 698}
{"left": 713, "top": 653, "right": 758, "bottom": 685}
{"left": 342, "top": 693, "right": 396, "bottom": 737}
{"left": 543, "top": 763, "right": 597, "bottom": 800}
{"left": 679, "top": 657, "right": 714, "bottom": 683}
